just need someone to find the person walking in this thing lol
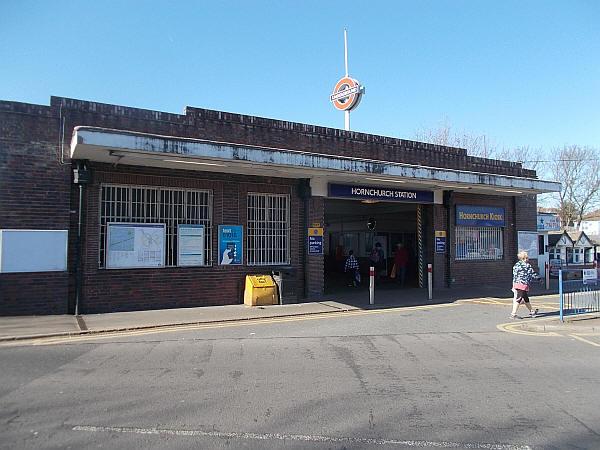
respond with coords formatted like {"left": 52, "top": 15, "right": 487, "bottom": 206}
{"left": 510, "top": 251, "right": 541, "bottom": 319}
{"left": 370, "top": 242, "right": 385, "bottom": 281}
{"left": 393, "top": 242, "right": 408, "bottom": 287}
{"left": 344, "top": 250, "right": 360, "bottom": 287}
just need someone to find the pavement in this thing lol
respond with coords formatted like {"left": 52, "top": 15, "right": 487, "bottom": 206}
{"left": 1, "top": 283, "right": 599, "bottom": 342}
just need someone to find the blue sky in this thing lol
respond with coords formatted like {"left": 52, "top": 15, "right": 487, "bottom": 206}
{"left": 1, "top": 1, "right": 598, "bottom": 152}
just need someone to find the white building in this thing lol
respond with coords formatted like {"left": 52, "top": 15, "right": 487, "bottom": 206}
{"left": 547, "top": 230, "right": 596, "bottom": 266}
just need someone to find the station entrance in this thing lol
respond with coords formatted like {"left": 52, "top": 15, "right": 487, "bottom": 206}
{"left": 324, "top": 198, "right": 423, "bottom": 294}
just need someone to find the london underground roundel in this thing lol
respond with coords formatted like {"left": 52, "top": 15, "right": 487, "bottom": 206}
{"left": 330, "top": 77, "right": 364, "bottom": 111}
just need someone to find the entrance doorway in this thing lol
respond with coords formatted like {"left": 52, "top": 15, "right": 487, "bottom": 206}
{"left": 324, "top": 199, "right": 419, "bottom": 294}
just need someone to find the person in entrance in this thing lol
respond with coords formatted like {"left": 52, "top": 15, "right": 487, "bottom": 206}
{"left": 370, "top": 242, "right": 385, "bottom": 281}
{"left": 344, "top": 250, "right": 360, "bottom": 287}
{"left": 392, "top": 242, "right": 408, "bottom": 287}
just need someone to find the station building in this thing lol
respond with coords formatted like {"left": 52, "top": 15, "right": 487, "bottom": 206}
{"left": 0, "top": 96, "right": 560, "bottom": 315}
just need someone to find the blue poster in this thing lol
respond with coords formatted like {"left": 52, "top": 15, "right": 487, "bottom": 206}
{"left": 435, "top": 231, "right": 447, "bottom": 253}
{"left": 218, "top": 225, "right": 243, "bottom": 265}
{"left": 308, "top": 227, "right": 324, "bottom": 255}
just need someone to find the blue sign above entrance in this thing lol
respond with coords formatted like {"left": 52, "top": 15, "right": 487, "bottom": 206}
{"left": 329, "top": 183, "right": 434, "bottom": 203}
{"left": 456, "top": 205, "right": 505, "bottom": 227}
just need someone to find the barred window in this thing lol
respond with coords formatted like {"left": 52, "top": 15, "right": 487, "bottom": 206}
{"left": 247, "top": 193, "right": 290, "bottom": 265}
{"left": 100, "top": 185, "right": 212, "bottom": 267}
{"left": 455, "top": 226, "right": 503, "bottom": 261}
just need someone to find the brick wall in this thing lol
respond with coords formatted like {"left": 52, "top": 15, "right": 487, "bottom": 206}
{"left": 307, "top": 196, "right": 325, "bottom": 299}
{"left": 426, "top": 191, "right": 535, "bottom": 289}
{"left": 445, "top": 193, "right": 524, "bottom": 287}
{"left": 48, "top": 96, "right": 533, "bottom": 179}
{"left": 0, "top": 101, "right": 71, "bottom": 315}
{"left": 1, "top": 96, "right": 541, "bottom": 314}
{"left": 79, "top": 163, "right": 302, "bottom": 313}
{"left": 432, "top": 203, "right": 449, "bottom": 289}
{"left": 0, "top": 273, "right": 69, "bottom": 315}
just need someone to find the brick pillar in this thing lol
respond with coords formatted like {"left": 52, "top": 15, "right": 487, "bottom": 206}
{"left": 306, "top": 196, "right": 325, "bottom": 300}
{"left": 432, "top": 204, "right": 448, "bottom": 289}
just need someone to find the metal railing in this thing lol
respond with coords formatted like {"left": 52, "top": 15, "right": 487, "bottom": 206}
{"left": 559, "top": 269, "right": 600, "bottom": 322}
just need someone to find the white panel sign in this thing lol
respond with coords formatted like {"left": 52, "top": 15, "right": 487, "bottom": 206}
{"left": 0, "top": 230, "right": 68, "bottom": 273}
{"left": 106, "top": 223, "right": 165, "bottom": 269}
{"left": 583, "top": 269, "right": 598, "bottom": 285}
{"left": 537, "top": 214, "right": 561, "bottom": 231}
{"left": 178, "top": 225, "right": 205, "bottom": 266}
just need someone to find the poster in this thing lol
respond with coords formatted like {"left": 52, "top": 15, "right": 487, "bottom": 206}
{"left": 435, "top": 231, "right": 447, "bottom": 253}
{"left": 308, "top": 227, "right": 323, "bottom": 255}
{"left": 106, "top": 223, "right": 165, "bottom": 269}
{"left": 177, "top": 225, "right": 205, "bottom": 266}
{"left": 218, "top": 225, "right": 243, "bottom": 265}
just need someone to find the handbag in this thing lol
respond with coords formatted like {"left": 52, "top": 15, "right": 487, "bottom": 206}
{"left": 390, "top": 264, "right": 397, "bottom": 279}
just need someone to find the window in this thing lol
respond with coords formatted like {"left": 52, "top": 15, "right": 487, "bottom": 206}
{"left": 247, "top": 193, "right": 290, "bottom": 265}
{"left": 573, "top": 248, "right": 582, "bottom": 264}
{"left": 100, "top": 185, "right": 212, "bottom": 267}
{"left": 586, "top": 248, "right": 594, "bottom": 264}
{"left": 549, "top": 247, "right": 560, "bottom": 260}
{"left": 455, "top": 226, "right": 503, "bottom": 261}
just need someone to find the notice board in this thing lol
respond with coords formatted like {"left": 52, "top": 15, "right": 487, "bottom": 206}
{"left": 0, "top": 229, "right": 68, "bottom": 273}
{"left": 106, "top": 223, "right": 166, "bottom": 269}
{"left": 517, "top": 231, "right": 539, "bottom": 260}
{"left": 178, "top": 225, "right": 205, "bottom": 266}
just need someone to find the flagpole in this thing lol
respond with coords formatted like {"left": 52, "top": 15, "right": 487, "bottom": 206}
{"left": 344, "top": 28, "right": 349, "bottom": 77}
{"left": 344, "top": 28, "right": 350, "bottom": 130}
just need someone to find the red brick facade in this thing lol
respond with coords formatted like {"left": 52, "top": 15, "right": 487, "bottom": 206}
{"left": 1, "top": 96, "right": 539, "bottom": 315}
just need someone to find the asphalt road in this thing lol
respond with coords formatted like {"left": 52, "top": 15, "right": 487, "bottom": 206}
{"left": 1, "top": 299, "right": 599, "bottom": 449}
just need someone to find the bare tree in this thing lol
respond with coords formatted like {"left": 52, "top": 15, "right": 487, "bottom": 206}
{"left": 414, "top": 118, "right": 498, "bottom": 158}
{"left": 414, "top": 119, "right": 547, "bottom": 172}
{"left": 547, "top": 145, "right": 600, "bottom": 228}
{"left": 496, "top": 145, "right": 545, "bottom": 172}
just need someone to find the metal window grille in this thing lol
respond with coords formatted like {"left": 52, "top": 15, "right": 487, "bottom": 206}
{"left": 247, "top": 193, "right": 290, "bottom": 265}
{"left": 455, "top": 226, "right": 503, "bottom": 261}
{"left": 99, "top": 184, "right": 212, "bottom": 267}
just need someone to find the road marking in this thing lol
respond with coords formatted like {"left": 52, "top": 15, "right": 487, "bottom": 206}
{"left": 496, "top": 319, "right": 562, "bottom": 337}
{"left": 497, "top": 317, "right": 600, "bottom": 347}
{"left": 26, "top": 303, "right": 456, "bottom": 346}
{"left": 72, "top": 424, "right": 532, "bottom": 449}
{"left": 459, "top": 297, "right": 559, "bottom": 310}
{"left": 568, "top": 334, "right": 600, "bottom": 347}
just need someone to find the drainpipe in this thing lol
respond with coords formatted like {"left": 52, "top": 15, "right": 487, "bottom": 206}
{"left": 443, "top": 190, "right": 453, "bottom": 288}
{"left": 75, "top": 184, "right": 83, "bottom": 315}
{"left": 298, "top": 179, "right": 311, "bottom": 299}
{"left": 72, "top": 161, "right": 90, "bottom": 315}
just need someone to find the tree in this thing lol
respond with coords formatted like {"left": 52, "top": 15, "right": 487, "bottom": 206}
{"left": 414, "top": 118, "right": 498, "bottom": 158}
{"left": 414, "top": 119, "right": 546, "bottom": 171}
{"left": 496, "top": 145, "right": 544, "bottom": 172}
{"left": 547, "top": 145, "right": 600, "bottom": 228}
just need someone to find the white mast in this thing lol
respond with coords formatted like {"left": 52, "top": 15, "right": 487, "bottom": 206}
{"left": 344, "top": 28, "right": 350, "bottom": 130}
{"left": 329, "top": 27, "right": 364, "bottom": 131}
